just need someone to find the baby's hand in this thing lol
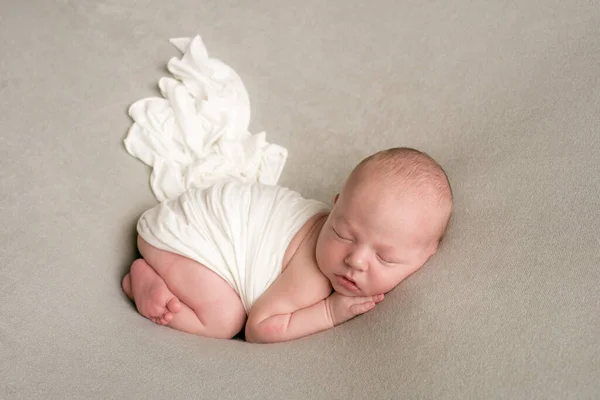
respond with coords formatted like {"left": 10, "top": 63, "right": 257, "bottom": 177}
{"left": 325, "top": 292, "right": 384, "bottom": 327}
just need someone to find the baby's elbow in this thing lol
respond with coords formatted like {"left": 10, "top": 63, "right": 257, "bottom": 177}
{"left": 245, "top": 316, "right": 287, "bottom": 344}
{"left": 245, "top": 321, "right": 270, "bottom": 344}
{"left": 244, "top": 322, "right": 262, "bottom": 343}
{"left": 245, "top": 315, "right": 266, "bottom": 343}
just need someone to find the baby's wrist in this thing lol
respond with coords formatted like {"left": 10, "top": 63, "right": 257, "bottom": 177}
{"left": 324, "top": 296, "right": 336, "bottom": 327}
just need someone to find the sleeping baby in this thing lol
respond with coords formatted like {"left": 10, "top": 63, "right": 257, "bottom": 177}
{"left": 122, "top": 147, "right": 453, "bottom": 343}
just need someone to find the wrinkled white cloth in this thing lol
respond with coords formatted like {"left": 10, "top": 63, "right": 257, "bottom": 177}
{"left": 137, "top": 181, "right": 329, "bottom": 312}
{"left": 124, "top": 35, "right": 287, "bottom": 202}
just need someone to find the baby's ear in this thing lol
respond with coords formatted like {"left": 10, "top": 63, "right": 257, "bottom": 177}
{"left": 333, "top": 193, "right": 340, "bottom": 204}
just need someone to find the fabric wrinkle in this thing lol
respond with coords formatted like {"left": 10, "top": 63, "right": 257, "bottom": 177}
{"left": 124, "top": 35, "right": 287, "bottom": 202}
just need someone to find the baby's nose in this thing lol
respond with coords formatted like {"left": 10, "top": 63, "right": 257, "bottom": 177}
{"left": 345, "top": 252, "right": 368, "bottom": 271}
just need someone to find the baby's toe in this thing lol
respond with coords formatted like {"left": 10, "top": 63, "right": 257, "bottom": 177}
{"left": 166, "top": 297, "right": 181, "bottom": 313}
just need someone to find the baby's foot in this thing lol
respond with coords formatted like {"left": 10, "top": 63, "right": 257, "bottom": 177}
{"left": 129, "top": 259, "right": 182, "bottom": 325}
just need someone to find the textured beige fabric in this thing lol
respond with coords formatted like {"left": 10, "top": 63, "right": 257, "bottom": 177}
{"left": 1, "top": 0, "right": 599, "bottom": 398}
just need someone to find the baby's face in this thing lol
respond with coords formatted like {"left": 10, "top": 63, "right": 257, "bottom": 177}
{"left": 315, "top": 178, "right": 445, "bottom": 297}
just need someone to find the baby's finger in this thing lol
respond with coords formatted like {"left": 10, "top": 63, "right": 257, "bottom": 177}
{"left": 373, "top": 294, "right": 385, "bottom": 303}
{"left": 350, "top": 301, "right": 376, "bottom": 315}
{"left": 352, "top": 295, "right": 377, "bottom": 304}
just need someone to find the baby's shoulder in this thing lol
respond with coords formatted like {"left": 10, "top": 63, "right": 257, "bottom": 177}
{"left": 282, "top": 212, "right": 328, "bottom": 271}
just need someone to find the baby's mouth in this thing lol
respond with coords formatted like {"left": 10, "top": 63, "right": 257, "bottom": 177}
{"left": 335, "top": 274, "right": 360, "bottom": 292}
{"left": 344, "top": 275, "right": 356, "bottom": 284}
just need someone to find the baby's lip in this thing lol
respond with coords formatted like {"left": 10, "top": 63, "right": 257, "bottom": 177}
{"left": 335, "top": 274, "right": 360, "bottom": 292}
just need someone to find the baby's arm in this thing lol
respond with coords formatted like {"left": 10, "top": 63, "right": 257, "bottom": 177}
{"left": 245, "top": 261, "right": 383, "bottom": 343}
{"left": 245, "top": 259, "right": 331, "bottom": 343}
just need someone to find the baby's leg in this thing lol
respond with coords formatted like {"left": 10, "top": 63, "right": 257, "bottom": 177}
{"left": 122, "top": 236, "right": 247, "bottom": 339}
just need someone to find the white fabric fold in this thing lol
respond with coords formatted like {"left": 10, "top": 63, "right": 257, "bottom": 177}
{"left": 124, "top": 35, "right": 288, "bottom": 202}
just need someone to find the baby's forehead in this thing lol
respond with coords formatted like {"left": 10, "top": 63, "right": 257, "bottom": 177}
{"left": 335, "top": 201, "right": 435, "bottom": 250}
{"left": 342, "top": 177, "right": 449, "bottom": 234}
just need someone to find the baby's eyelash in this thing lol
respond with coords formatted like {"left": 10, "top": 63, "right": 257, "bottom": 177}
{"left": 377, "top": 254, "right": 395, "bottom": 264}
{"left": 333, "top": 227, "right": 352, "bottom": 241}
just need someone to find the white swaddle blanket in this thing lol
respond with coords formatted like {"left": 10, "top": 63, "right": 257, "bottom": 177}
{"left": 124, "top": 35, "right": 287, "bottom": 202}
{"left": 138, "top": 181, "right": 329, "bottom": 311}
{"left": 125, "top": 36, "right": 330, "bottom": 310}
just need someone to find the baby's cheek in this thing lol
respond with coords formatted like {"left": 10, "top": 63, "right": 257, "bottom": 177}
{"left": 375, "top": 271, "right": 404, "bottom": 293}
{"left": 316, "top": 238, "right": 334, "bottom": 267}
{"left": 328, "top": 241, "right": 346, "bottom": 261}
{"left": 318, "top": 241, "right": 340, "bottom": 271}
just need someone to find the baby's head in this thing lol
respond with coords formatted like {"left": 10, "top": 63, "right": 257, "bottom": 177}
{"left": 315, "top": 147, "right": 453, "bottom": 296}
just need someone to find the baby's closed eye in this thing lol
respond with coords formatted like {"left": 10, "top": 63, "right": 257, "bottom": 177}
{"left": 333, "top": 227, "right": 353, "bottom": 242}
{"left": 376, "top": 254, "right": 400, "bottom": 265}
